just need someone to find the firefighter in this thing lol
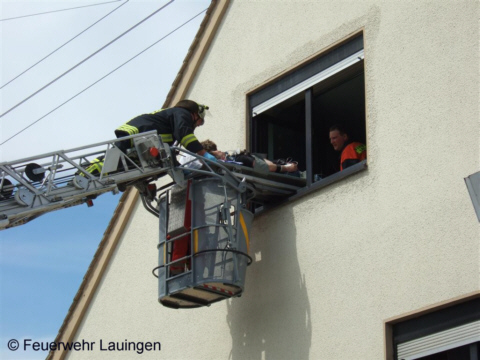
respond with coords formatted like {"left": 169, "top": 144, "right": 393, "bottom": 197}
{"left": 329, "top": 124, "right": 366, "bottom": 171}
{"left": 114, "top": 99, "right": 213, "bottom": 158}
{"left": 85, "top": 100, "right": 216, "bottom": 174}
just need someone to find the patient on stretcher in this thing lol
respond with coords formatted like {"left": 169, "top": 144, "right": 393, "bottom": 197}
{"left": 179, "top": 140, "right": 299, "bottom": 175}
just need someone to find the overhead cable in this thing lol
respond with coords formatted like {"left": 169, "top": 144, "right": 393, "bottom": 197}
{"left": 0, "top": 0, "right": 174, "bottom": 119}
{"left": 0, "top": 8, "right": 208, "bottom": 146}
{"left": 1, "top": 0, "right": 130, "bottom": 89}
{"left": 0, "top": 0, "right": 123, "bottom": 22}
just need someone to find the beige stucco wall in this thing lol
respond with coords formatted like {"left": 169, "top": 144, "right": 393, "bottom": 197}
{"left": 68, "top": 1, "right": 479, "bottom": 359}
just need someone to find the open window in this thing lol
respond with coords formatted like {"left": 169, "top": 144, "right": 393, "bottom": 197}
{"left": 248, "top": 33, "right": 366, "bottom": 190}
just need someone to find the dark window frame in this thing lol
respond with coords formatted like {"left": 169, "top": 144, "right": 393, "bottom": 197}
{"left": 247, "top": 32, "right": 367, "bottom": 200}
{"left": 387, "top": 296, "right": 480, "bottom": 360}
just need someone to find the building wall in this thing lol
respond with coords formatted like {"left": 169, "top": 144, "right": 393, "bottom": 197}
{"left": 68, "top": 1, "right": 479, "bottom": 359}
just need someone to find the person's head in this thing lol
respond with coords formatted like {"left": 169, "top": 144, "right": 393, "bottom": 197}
{"left": 201, "top": 139, "right": 217, "bottom": 152}
{"left": 329, "top": 124, "right": 349, "bottom": 152}
{"left": 200, "top": 139, "right": 225, "bottom": 160}
{"left": 174, "top": 99, "right": 209, "bottom": 128}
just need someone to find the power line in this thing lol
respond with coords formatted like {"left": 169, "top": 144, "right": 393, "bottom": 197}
{"left": 0, "top": 0, "right": 123, "bottom": 22}
{"left": 0, "top": 0, "right": 174, "bottom": 119}
{"left": 1, "top": 0, "right": 130, "bottom": 90}
{"left": 0, "top": 8, "right": 208, "bottom": 147}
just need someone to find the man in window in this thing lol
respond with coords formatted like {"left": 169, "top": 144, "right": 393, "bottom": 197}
{"left": 329, "top": 124, "right": 366, "bottom": 171}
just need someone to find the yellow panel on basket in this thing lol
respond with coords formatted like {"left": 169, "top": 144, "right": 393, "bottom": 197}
{"left": 194, "top": 229, "right": 199, "bottom": 253}
{"left": 239, "top": 212, "right": 250, "bottom": 253}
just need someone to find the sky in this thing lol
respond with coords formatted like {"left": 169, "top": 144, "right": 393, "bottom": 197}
{"left": 0, "top": 0, "right": 210, "bottom": 359}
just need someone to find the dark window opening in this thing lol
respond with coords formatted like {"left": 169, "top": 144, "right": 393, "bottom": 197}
{"left": 249, "top": 34, "right": 366, "bottom": 189}
{"left": 312, "top": 65, "right": 365, "bottom": 178}
{"left": 252, "top": 95, "right": 306, "bottom": 169}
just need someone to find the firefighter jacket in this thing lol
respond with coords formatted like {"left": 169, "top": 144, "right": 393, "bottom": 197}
{"left": 115, "top": 107, "right": 203, "bottom": 153}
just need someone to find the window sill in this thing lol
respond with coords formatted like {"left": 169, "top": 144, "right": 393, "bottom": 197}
{"left": 292, "top": 160, "right": 367, "bottom": 201}
{"left": 254, "top": 160, "right": 368, "bottom": 215}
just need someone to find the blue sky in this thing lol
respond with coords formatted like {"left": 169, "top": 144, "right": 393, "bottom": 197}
{"left": 0, "top": 0, "right": 210, "bottom": 358}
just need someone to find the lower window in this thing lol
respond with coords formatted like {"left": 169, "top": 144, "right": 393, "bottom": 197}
{"left": 391, "top": 297, "right": 480, "bottom": 360}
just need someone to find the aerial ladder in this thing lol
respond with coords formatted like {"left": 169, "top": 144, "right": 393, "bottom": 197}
{"left": 0, "top": 131, "right": 305, "bottom": 308}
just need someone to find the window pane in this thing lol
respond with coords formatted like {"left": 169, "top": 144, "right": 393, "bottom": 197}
{"left": 252, "top": 94, "right": 306, "bottom": 169}
{"left": 312, "top": 70, "right": 365, "bottom": 179}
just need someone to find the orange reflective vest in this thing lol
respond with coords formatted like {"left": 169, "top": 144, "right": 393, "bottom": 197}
{"left": 340, "top": 142, "right": 366, "bottom": 171}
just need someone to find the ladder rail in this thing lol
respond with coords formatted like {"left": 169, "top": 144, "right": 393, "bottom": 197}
{"left": 0, "top": 131, "right": 172, "bottom": 229}
{"left": 0, "top": 130, "right": 158, "bottom": 167}
{"left": 172, "top": 147, "right": 255, "bottom": 196}
{"left": 2, "top": 130, "right": 163, "bottom": 185}
{"left": 1, "top": 165, "right": 40, "bottom": 194}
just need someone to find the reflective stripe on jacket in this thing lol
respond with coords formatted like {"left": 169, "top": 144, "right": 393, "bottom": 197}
{"left": 114, "top": 107, "right": 203, "bottom": 153}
